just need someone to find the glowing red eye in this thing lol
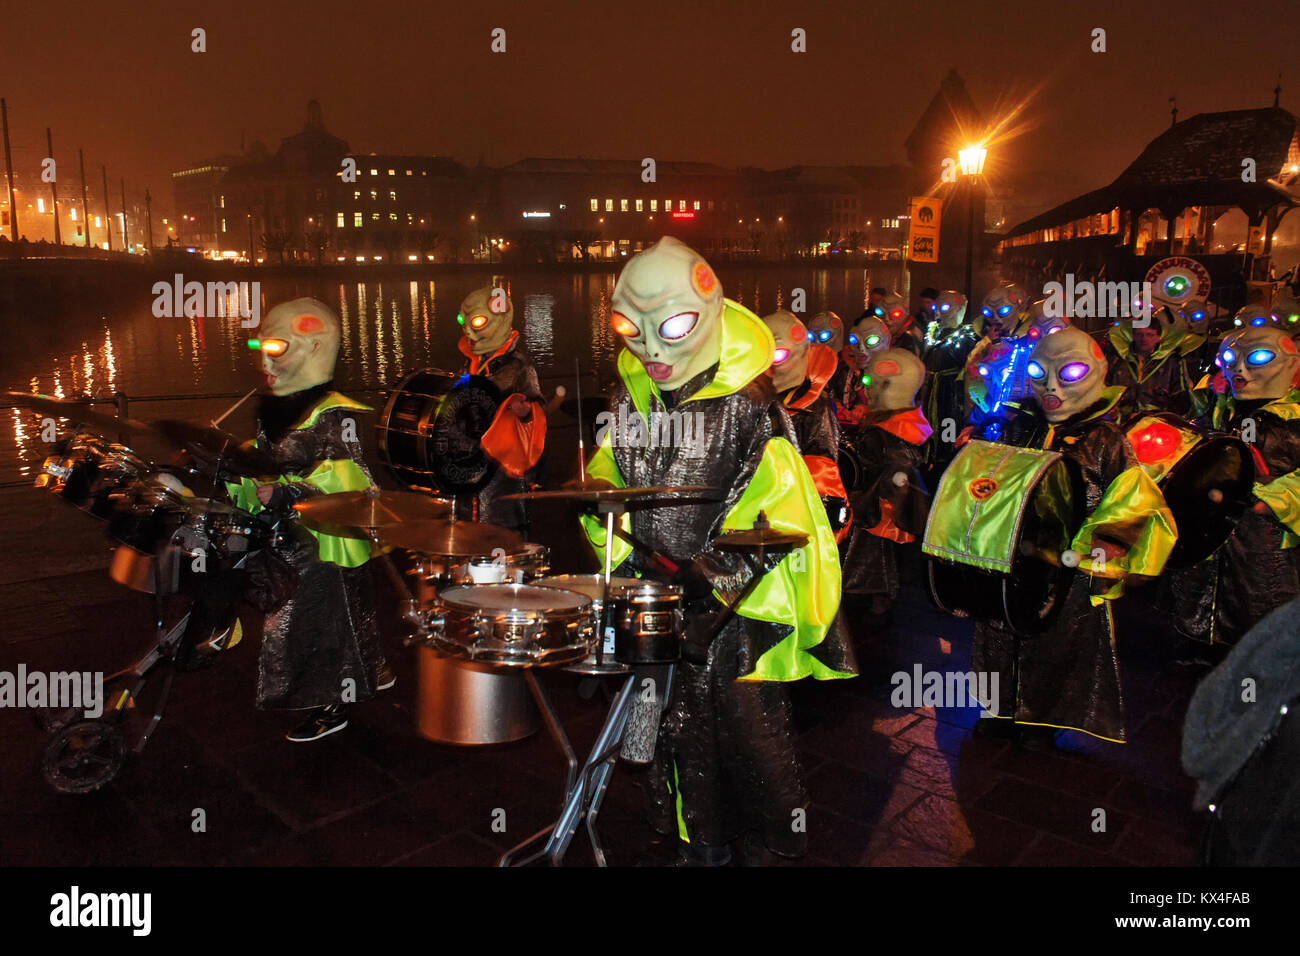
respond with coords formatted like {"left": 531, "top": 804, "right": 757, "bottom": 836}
{"left": 658, "top": 311, "right": 699, "bottom": 341}
{"left": 611, "top": 312, "right": 639, "bottom": 338}
{"left": 890, "top": 309, "right": 903, "bottom": 319}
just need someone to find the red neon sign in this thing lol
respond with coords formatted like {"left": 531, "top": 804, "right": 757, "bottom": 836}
{"left": 671, "top": 211, "right": 696, "bottom": 219}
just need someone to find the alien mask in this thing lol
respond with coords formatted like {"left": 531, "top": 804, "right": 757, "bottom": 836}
{"left": 610, "top": 237, "right": 725, "bottom": 391}
{"left": 762, "top": 309, "right": 810, "bottom": 393}
{"left": 1216, "top": 326, "right": 1300, "bottom": 401}
{"left": 980, "top": 284, "right": 1029, "bottom": 335}
{"left": 847, "top": 315, "right": 891, "bottom": 371}
{"left": 459, "top": 286, "right": 515, "bottom": 355}
{"left": 863, "top": 348, "right": 925, "bottom": 412}
{"left": 256, "top": 297, "right": 341, "bottom": 396}
{"left": 1025, "top": 297, "right": 1070, "bottom": 341}
{"left": 807, "top": 310, "right": 845, "bottom": 353}
{"left": 1232, "top": 304, "right": 1279, "bottom": 331}
{"left": 873, "top": 292, "right": 909, "bottom": 336}
{"left": 934, "top": 290, "right": 967, "bottom": 330}
{"left": 1178, "top": 298, "right": 1211, "bottom": 336}
{"left": 1027, "top": 325, "right": 1107, "bottom": 422}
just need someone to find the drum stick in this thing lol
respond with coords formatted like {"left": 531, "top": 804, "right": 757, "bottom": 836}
{"left": 211, "top": 388, "right": 257, "bottom": 428}
{"left": 574, "top": 358, "right": 586, "bottom": 484}
{"left": 611, "top": 526, "right": 680, "bottom": 577}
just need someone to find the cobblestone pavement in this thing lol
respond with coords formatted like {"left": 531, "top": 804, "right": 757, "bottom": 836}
{"left": 0, "top": 485, "right": 1207, "bottom": 866}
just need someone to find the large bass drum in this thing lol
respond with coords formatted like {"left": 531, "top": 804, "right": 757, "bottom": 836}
{"left": 1125, "top": 412, "right": 1254, "bottom": 568}
{"left": 923, "top": 440, "right": 1084, "bottom": 635}
{"left": 377, "top": 369, "right": 502, "bottom": 494}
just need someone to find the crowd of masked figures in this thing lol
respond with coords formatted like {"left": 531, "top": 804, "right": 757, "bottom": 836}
{"left": 25, "top": 236, "right": 1300, "bottom": 867}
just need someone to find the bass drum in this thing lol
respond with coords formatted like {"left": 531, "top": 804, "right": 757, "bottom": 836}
{"left": 1125, "top": 412, "right": 1254, "bottom": 569}
{"left": 377, "top": 369, "right": 502, "bottom": 494}
{"left": 923, "top": 440, "right": 1084, "bottom": 635}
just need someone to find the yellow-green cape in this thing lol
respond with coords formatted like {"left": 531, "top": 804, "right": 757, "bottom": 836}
{"left": 581, "top": 299, "right": 849, "bottom": 682}
{"left": 226, "top": 391, "right": 375, "bottom": 568}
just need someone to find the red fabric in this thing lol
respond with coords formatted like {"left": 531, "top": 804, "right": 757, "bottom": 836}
{"left": 874, "top": 406, "right": 933, "bottom": 446}
{"left": 1249, "top": 443, "right": 1270, "bottom": 480}
{"left": 459, "top": 329, "right": 520, "bottom": 374}
{"left": 803, "top": 453, "right": 846, "bottom": 500}
{"left": 480, "top": 392, "right": 546, "bottom": 478}
{"left": 788, "top": 345, "right": 838, "bottom": 411}
{"left": 867, "top": 499, "right": 914, "bottom": 544}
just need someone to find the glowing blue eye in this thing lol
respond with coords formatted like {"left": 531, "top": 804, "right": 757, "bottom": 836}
{"left": 982, "top": 307, "right": 993, "bottom": 318}
{"left": 848, "top": 334, "right": 859, "bottom": 346}
{"left": 940, "top": 304, "right": 950, "bottom": 312}
{"left": 1059, "top": 362, "right": 1091, "bottom": 383}
{"left": 658, "top": 311, "right": 699, "bottom": 341}
{"left": 1027, "top": 360, "right": 1046, "bottom": 380}
{"left": 1192, "top": 311, "right": 1205, "bottom": 321}
{"left": 1234, "top": 319, "right": 1243, "bottom": 327}
{"left": 806, "top": 331, "right": 815, "bottom": 342}
{"left": 998, "top": 305, "right": 1012, "bottom": 317}
{"left": 978, "top": 364, "right": 991, "bottom": 377}
{"left": 818, "top": 330, "right": 832, "bottom": 342}
{"left": 1247, "top": 349, "right": 1276, "bottom": 366}
{"left": 873, "top": 307, "right": 885, "bottom": 317}
{"left": 1222, "top": 349, "right": 1236, "bottom": 363}
{"left": 1251, "top": 317, "right": 1266, "bottom": 327}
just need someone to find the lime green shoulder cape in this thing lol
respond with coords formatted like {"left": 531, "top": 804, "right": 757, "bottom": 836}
{"left": 581, "top": 300, "right": 848, "bottom": 682}
{"left": 227, "top": 391, "right": 376, "bottom": 567}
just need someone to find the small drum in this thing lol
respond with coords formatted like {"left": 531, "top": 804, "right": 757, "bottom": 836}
{"left": 1125, "top": 412, "right": 1254, "bottom": 568}
{"left": 536, "top": 574, "right": 640, "bottom": 674}
{"left": 377, "top": 369, "right": 502, "bottom": 494}
{"left": 408, "top": 541, "right": 550, "bottom": 591}
{"left": 923, "top": 439, "right": 1083, "bottom": 634}
{"left": 424, "top": 583, "right": 596, "bottom": 668}
{"left": 537, "top": 575, "right": 683, "bottom": 669}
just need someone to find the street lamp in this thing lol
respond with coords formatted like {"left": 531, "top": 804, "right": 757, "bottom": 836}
{"left": 958, "top": 144, "right": 988, "bottom": 310}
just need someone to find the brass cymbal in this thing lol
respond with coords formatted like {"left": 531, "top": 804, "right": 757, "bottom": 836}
{"left": 293, "top": 488, "right": 452, "bottom": 530}
{"left": 377, "top": 519, "right": 524, "bottom": 556}
{"left": 502, "top": 480, "right": 720, "bottom": 502}
{"left": 5, "top": 391, "right": 154, "bottom": 436}
{"left": 711, "top": 528, "right": 809, "bottom": 550}
{"left": 152, "top": 419, "right": 280, "bottom": 477}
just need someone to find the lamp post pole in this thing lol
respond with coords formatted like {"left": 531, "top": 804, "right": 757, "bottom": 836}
{"left": 965, "top": 175, "right": 977, "bottom": 309}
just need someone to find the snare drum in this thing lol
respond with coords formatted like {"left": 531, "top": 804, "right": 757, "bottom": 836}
{"left": 1125, "top": 412, "right": 1254, "bottom": 568}
{"left": 425, "top": 583, "right": 596, "bottom": 667}
{"left": 408, "top": 541, "right": 550, "bottom": 592}
{"left": 536, "top": 574, "right": 640, "bottom": 674}
{"left": 923, "top": 440, "right": 1083, "bottom": 634}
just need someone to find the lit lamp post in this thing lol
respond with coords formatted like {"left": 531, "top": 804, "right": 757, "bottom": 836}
{"left": 958, "top": 143, "right": 987, "bottom": 309}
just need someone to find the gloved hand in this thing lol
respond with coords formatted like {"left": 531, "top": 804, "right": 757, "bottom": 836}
{"left": 672, "top": 559, "right": 715, "bottom": 603}
{"left": 681, "top": 598, "right": 726, "bottom": 666}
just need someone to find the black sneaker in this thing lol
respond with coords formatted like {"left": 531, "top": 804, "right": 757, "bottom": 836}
{"left": 376, "top": 665, "right": 396, "bottom": 691}
{"left": 286, "top": 705, "right": 349, "bottom": 743}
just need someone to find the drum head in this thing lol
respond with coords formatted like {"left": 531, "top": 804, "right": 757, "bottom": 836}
{"left": 536, "top": 574, "right": 641, "bottom": 603}
{"left": 439, "top": 583, "right": 590, "bottom": 614}
{"left": 378, "top": 370, "right": 502, "bottom": 494}
{"left": 1159, "top": 437, "right": 1254, "bottom": 568}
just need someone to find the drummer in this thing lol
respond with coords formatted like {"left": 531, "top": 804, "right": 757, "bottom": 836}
{"left": 972, "top": 325, "right": 1176, "bottom": 747}
{"left": 455, "top": 285, "right": 548, "bottom": 532}
{"left": 234, "top": 297, "right": 392, "bottom": 742}
{"left": 1104, "top": 308, "right": 1196, "bottom": 419}
{"left": 582, "top": 237, "right": 856, "bottom": 866}
{"left": 761, "top": 309, "right": 850, "bottom": 542}
{"left": 1164, "top": 325, "right": 1300, "bottom": 645}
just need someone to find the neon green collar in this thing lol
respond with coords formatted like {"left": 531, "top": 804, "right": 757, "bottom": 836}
{"left": 617, "top": 298, "right": 774, "bottom": 419}
{"left": 293, "top": 392, "right": 374, "bottom": 430}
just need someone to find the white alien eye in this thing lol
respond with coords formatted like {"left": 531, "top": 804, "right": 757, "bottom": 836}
{"left": 658, "top": 311, "right": 699, "bottom": 341}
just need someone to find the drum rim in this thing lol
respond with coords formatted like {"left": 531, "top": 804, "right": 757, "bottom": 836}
{"left": 439, "top": 582, "right": 592, "bottom": 613}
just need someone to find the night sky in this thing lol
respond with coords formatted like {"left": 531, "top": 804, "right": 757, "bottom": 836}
{"left": 2, "top": 0, "right": 1293, "bottom": 217}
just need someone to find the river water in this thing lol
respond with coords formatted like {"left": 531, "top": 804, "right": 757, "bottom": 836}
{"left": 1, "top": 264, "right": 906, "bottom": 483}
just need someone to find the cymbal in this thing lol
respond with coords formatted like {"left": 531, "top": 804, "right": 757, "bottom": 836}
{"left": 712, "top": 528, "right": 809, "bottom": 550}
{"left": 377, "top": 519, "right": 524, "bottom": 556}
{"left": 5, "top": 391, "right": 154, "bottom": 436}
{"left": 502, "top": 481, "right": 720, "bottom": 502}
{"left": 293, "top": 488, "right": 452, "bottom": 530}
{"left": 152, "top": 419, "right": 280, "bottom": 477}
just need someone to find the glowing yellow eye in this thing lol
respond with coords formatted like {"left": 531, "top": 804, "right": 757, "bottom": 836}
{"left": 611, "top": 312, "right": 640, "bottom": 338}
{"left": 470, "top": 314, "right": 488, "bottom": 329}
{"left": 260, "top": 338, "right": 289, "bottom": 357}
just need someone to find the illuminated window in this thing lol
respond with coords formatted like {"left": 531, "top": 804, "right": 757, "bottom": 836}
{"left": 370, "top": 168, "right": 378, "bottom": 176}
{"left": 605, "top": 199, "right": 613, "bottom": 212}
{"left": 407, "top": 213, "right": 414, "bottom": 224}
{"left": 389, "top": 190, "right": 397, "bottom": 201}
{"left": 708, "top": 201, "right": 714, "bottom": 211}
{"left": 219, "top": 196, "right": 225, "bottom": 209}
{"left": 70, "top": 207, "right": 77, "bottom": 221}
{"left": 635, "top": 199, "right": 643, "bottom": 212}
{"left": 665, "top": 199, "right": 672, "bottom": 210}
{"left": 678, "top": 200, "right": 686, "bottom": 212}
{"left": 337, "top": 212, "right": 345, "bottom": 227}
{"left": 693, "top": 200, "right": 700, "bottom": 211}
{"left": 390, "top": 212, "right": 398, "bottom": 221}
{"left": 650, "top": 200, "right": 658, "bottom": 212}
{"left": 590, "top": 198, "right": 598, "bottom": 211}
{"left": 405, "top": 169, "right": 412, "bottom": 176}
{"left": 353, "top": 190, "right": 361, "bottom": 200}
{"left": 370, "top": 190, "right": 377, "bottom": 200}
{"left": 372, "top": 212, "right": 380, "bottom": 222}
{"left": 354, "top": 212, "right": 362, "bottom": 227}
{"left": 221, "top": 218, "right": 227, "bottom": 232}
{"left": 388, "top": 169, "right": 395, "bottom": 176}
{"left": 621, "top": 199, "right": 629, "bottom": 212}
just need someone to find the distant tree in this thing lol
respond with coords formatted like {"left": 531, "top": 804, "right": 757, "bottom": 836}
{"left": 413, "top": 230, "right": 440, "bottom": 261}
{"left": 261, "top": 230, "right": 292, "bottom": 265}
{"left": 305, "top": 227, "right": 331, "bottom": 265}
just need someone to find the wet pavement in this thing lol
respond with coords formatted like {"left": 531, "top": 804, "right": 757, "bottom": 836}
{"left": 0, "top": 484, "right": 1207, "bottom": 867}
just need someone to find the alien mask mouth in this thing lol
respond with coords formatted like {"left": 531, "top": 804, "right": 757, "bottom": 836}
{"left": 1040, "top": 394, "right": 1063, "bottom": 411}
{"left": 644, "top": 362, "right": 673, "bottom": 381}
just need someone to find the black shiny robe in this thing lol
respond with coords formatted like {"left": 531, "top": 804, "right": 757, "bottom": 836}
{"left": 604, "top": 364, "right": 855, "bottom": 855}
{"left": 1163, "top": 401, "right": 1300, "bottom": 644}
{"left": 459, "top": 338, "right": 544, "bottom": 532}
{"left": 921, "top": 325, "right": 978, "bottom": 465}
{"left": 1104, "top": 342, "right": 1193, "bottom": 418}
{"left": 972, "top": 396, "right": 1136, "bottom": 742}
{"left": 246, "top": 392, "right": 386, "bottom": 711}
